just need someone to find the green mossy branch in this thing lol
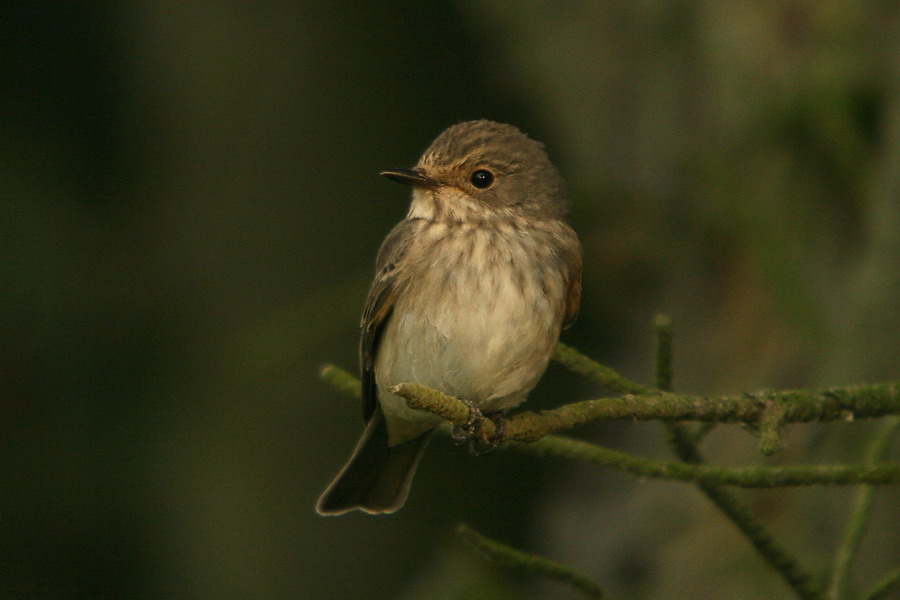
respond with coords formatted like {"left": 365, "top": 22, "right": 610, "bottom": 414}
{"left": 863, "top": 567, "right": 900, "bottom": 600}
{"left": 319, "top": 339, "right": 900, "bottom": 600}
{"left": 555, "top": 340, "right": 899, "bottom": 429}
{"left": 827, "top": 417, "right": 900, "bottom": 600}
{"left": 322, "top": 356, "right": 900, "bottom": 441}
{"left": 653, "top": 316, "right": 823, "bottom": 600}
{"left": 317, "top": 366, "right": 900, "bottom": 488}
{"left": 387, "top": 379, "right": 900, "bottom": 443}
{"left": 653, "top": 313, "right": 674, "bottom": 392}
{"left": 319, "top": 363, "right": 361, "bottom": 399}
{"left": 554, "top": 342, "right": 650, "bottom": 395}
{"left": 456, "top": 523, "right": 606, "bottom": 599}
{"left": 514, "top": 435, "right": 900, "bottom": 487}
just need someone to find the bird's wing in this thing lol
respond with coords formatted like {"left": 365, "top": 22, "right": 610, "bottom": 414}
{"left": 359, "top": 221, "right": 416, "bottom": 421}
{"left": 562, "top": 229, "right": 583, "bottom": 330}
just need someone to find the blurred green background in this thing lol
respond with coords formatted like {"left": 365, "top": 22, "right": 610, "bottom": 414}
{"left": 2, "top": 2, "right": 899, "bottom": 599}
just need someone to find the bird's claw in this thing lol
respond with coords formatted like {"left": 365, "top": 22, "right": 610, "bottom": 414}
{"left": 450, "top": 399, "right": 508, "bottom": 456}
{"left": 486, "top": 414, "right": 508, "bottom": 447}
{"left": 451, "top": 397, "right": 485, "bottom": 445}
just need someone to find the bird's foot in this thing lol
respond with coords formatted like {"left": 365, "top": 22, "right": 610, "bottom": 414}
{"left": 465, "top": 413, "right": 508, "bottom": 455}
{"left": 451, "top": 400, "right": 508, "bottom": 456}
{"left": 486, "top": 413, "right": 508, "bottom": 447}
{"left": 451, "top": 397, "right": 485, "bottom": 445}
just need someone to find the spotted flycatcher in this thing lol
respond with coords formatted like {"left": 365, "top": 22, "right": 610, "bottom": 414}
{"left": 316, "top": 120, "right": 582, "bottom": 515}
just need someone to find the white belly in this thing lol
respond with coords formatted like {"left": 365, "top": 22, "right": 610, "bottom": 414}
{"left": 374, "top": 224, "right": 566, "bottom": 444}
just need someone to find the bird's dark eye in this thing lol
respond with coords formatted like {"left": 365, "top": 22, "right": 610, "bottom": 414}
{"left": 470, "top": 169, "right": 495, "bottom": 189}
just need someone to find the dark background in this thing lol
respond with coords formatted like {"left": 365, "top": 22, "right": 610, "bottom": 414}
{"left": 2, "top": 3, "right": 898, "bottom": 599}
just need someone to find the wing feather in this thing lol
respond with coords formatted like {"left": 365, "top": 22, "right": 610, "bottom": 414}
{"left": 359, "top": 221, "right": 416, "bottom": 420}
{"left": 562, "top": 229, "right": 583, "bottom": 330}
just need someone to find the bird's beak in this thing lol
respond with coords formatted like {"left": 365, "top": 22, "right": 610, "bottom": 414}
{"left": 380, "top": 168, "right": 441, "bottom": 190}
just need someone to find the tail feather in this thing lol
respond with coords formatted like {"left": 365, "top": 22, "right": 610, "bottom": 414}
{"left": 316, "top": 410, "right": 431, "bottom": 515}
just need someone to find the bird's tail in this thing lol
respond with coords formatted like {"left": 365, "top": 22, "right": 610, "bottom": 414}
{"left": 316, "top": 410, "right": 431, "bottom": 515}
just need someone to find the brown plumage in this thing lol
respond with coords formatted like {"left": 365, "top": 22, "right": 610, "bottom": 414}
{"left": 317, "top": 120, "right": 582, "bottom": 515}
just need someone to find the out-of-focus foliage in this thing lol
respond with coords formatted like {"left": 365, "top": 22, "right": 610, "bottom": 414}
{"left": 1, "top": 2, "right": 897, "bottom": 599}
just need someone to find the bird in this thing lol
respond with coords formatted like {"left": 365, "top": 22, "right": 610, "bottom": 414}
{"left": 316, "top": 120, "right": 582, "bottom": 515}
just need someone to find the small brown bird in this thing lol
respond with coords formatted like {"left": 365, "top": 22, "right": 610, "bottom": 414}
{"left": 316, "top": 120, "right": 582, "bottom": 515}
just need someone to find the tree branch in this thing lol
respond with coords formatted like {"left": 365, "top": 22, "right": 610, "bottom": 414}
{"left": 319, "top": 363, "right": 361, "bottom": 399}
{"left": 653, "top": 316, "right": 823, "bottom": 600}
{"left": 319, "top": 362, "right": 900, "bottom": 489}
{"left": 863, "top": 567, "right": 900, "bottom": 600}
{"left": 554, "top": 341, "right": 649, "bottom": 394}
{"left": 514, "top": 435, "right": 900, "bottom": 487}
{"left": 456, "top": 523, "right": 607, "bottom": 599}
{"left": 827, "top": 417, "right": 900, "bottom": 600}
{"left": 303, "top": 375, "right": 900, "bottom": 488}
{"left": 387, "top": 380, "right": 900, "bottom": 443}
{"left": 319, "top": 340, "right": 900, "bottom": 600}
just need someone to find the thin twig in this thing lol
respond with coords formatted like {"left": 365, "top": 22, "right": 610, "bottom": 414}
{"left": 317, "top": 369, "right": 900, "bottom": 488}
{"left": 555, "top": 343, "right": 900, "bottom": 426}
{"left": 319, "top": 363, "right": 362, "bottom": 399}
{"left": 827, "top": 417, "right": 900, "bottom": 600}
{"left": 691, "top": 477, "right": 824, "bottom": 600}
{"left": 554, "top": 341, "right": 649, "bottom": 394}
{"left": 317, "top": 345, "right": 899, "bottom": 600}
{"left": 516, "top": 435, "right": 900, "bottom": 487}
{"left": 689, "top": 421, "right": 718, "bottom": 444}
{"left": 862, "top": 567, "right": 900, "bottom": 600}
{"left": 456, "top": 523, "right": 607, "bottom": 599}
{"left": 652, "top": 317, "right": 824, "bottom": 600}
{"left": 654, "top": 314, "right": 673, "bottom": 392}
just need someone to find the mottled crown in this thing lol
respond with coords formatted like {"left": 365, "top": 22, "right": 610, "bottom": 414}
{"left": 416, "top": 120, "right": 569, "bottom": 219}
